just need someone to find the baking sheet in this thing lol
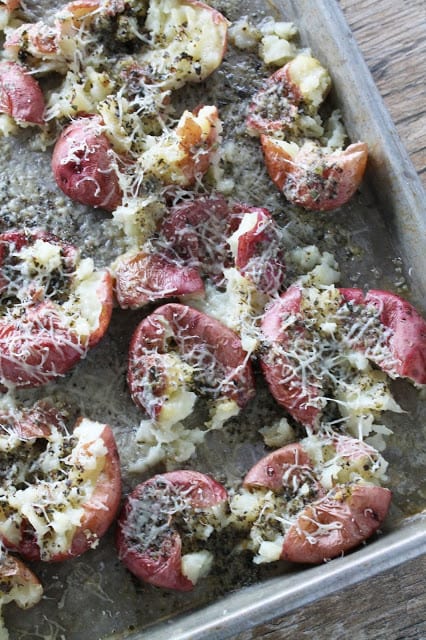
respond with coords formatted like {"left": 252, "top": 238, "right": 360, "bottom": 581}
{"left": 122, "top": 514, "right": 426, "bottom": 640}
{"left": 1, "top": 0, "right": 425, "bottom": 638}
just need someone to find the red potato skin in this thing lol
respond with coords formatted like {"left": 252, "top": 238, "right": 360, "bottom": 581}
{"left": 243, "top": 442, "right": 317, "bottom": 493}
{"left": 0, "top": 302, "right": 86, "bottom": 387}
{"left": 4, "top": 21, "right": 60, "bottom": 58}
{"left": 0, "top": 230, "right": 113, "bottom": 387}
{"left": 339, "top": 288, "right": 426, "bottom": 385}
{"left": 232, "top": 205, "right": 286, "bottom": 295}
{"left": 3, "top": 420, "right": 121, "bottom": 563}
{"left": 116, "top": 470, "right": 228, "bottom": 591}
{"left": 233, "top": 206, "right": 273, "bottom": 269}
{"left": 0, "top": 276, "right": 112, "bottom": 387}
{"left": 281, "top": 484, "right": 392, "bottom": 564}
{"left": 0, "top": 228, "right": 78, "bottom": 259}
{"left": 114, "top": 252, "right": 204, "bottom": 309}
{"left": 243, "top": 440, "right": 391, "bottom": 564}
{"left": 128, "top": 303, "right": 256, "bottom": 418}
{"left": 87, "top": 268, "right": 114, "bottom": 348}
{"left": 0, "top": 61, "right": 45, "bottom": 125}
{"left": 175, "top": 106, "right": 221, "bottom": 185}
{"left": 132, "top": 529, "right": 191, "bottom": 591}
{"left": 160, "top": 197, "right": 284, "bottom": 291}
{"left": 246, "top": 65, "right": 302, "bottom": 136}
{"left": 160, "top": 195, "right": 236, "bottom": 282}
{"left": 261, "top": 135, "right": 368, "bottom": 211}
{"left": 0, "top": 400, "right": 63, "bottom": 442}
{"left": 161, "top": 195, "right": 233, "bottom": 242}
{"left": 51, "top": 115, "right": 123, "bottom": 211}
{"left": 333, "top": 433, "right": 380, "bottom": 461}
{"left": 3, "top": 1, "right": 21, "bottom": 10}
{"left": 59, "top": 421, "right": 122, "bottom": 561}
{"left": 63, "top": 0, "right": 106, "bottom": 15}
{"left": 0, "top": 553, "right": 41, "bottom": 590}
{"left": 260, "top": 285, "right": 322, "bottom": 428}
{"left": 243, "top": 436, "right": 378, "bottom": 494}
{"left": 260, "top": 284, "right": 426, "bottom": 427}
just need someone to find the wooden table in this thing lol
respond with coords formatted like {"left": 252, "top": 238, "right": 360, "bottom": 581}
{"left": 242, "top": 2, "right": 426, "bottom": 638}
{"left": 341, "top": 0, "right": 425, "bottom": 188}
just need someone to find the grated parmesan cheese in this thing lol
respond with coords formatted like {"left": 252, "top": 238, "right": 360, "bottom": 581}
{"left": 230, "top": 433, "right": 389, "bottom": 563}
{"left": 0, "top": 411, "right": 111, "bottom": 561}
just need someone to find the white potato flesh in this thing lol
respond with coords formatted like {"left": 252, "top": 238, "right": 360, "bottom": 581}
{"left": 228, "top": 17, "right": 260, "bottom": 51}
{"left": 157, "top": 390, "right": 197, "bottom": 429}
{"left": 139, "top": 106, "right": 220, "bottom": 185}
{"left": 0, "top": 553, "right": 43, "bottom": 640}
{"left": 227, "top": 212, "right": 259, "bottom": 258}
{"left": 0, "top": 419, "right": 111, "bottom": 560}
{"left": 260, "top": 36, "right": 297, "bottom": 66}
{"left": 18, "top": 239, "right": 62, "bottom": 274}
{"left": 0, "top": 555, "right": 43, "bottom": 609}
{"left": 139, "top": 0, "right": 228, "bottom": 89}
{"left": 259, "top": 417, "right": 296, "bottom": 448}
{"left": 254, "top": 536, "right": 284, "bottom": 564}
{"left": 207, "top": 399, "right": 240, "bottom": 431}
{"left": 61, "top": 259, "right": 109, "bottom": 339}
{"left": 46, "top": 68, "right": 115, "bottom": 121}
{"left": 181, "top": 550, "right": 214, "bottom": 584}
{"left": 189, "top": 268, "right": 265, "bottom": 355}
{"left": 288, "top": 54, "right": 331, "bottom": 107}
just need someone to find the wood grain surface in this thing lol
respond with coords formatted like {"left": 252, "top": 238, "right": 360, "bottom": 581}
{"left": 238, "top": 555, "right": 426, "bottom": 640}
{"left": 244, "top": 2, "right": 426, "bottom": 639}
{"left": 339, "top": 0, "right": 426, "bottom": 188}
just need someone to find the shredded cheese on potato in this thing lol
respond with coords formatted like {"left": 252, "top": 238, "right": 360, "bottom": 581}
{"left": 0, "top": 416, "right": 109, "bottom": 560}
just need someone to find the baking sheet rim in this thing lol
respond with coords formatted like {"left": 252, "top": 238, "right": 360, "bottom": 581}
{"left": 120, "top": 513, "right": 426, "bottom": 640}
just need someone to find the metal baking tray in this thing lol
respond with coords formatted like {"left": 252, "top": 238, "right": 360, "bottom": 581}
{"left": 120, "top": 1, "right": 426, "bottom": 637}
{"left": 1, "top": 0, "right": 425, "bottom": 638}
